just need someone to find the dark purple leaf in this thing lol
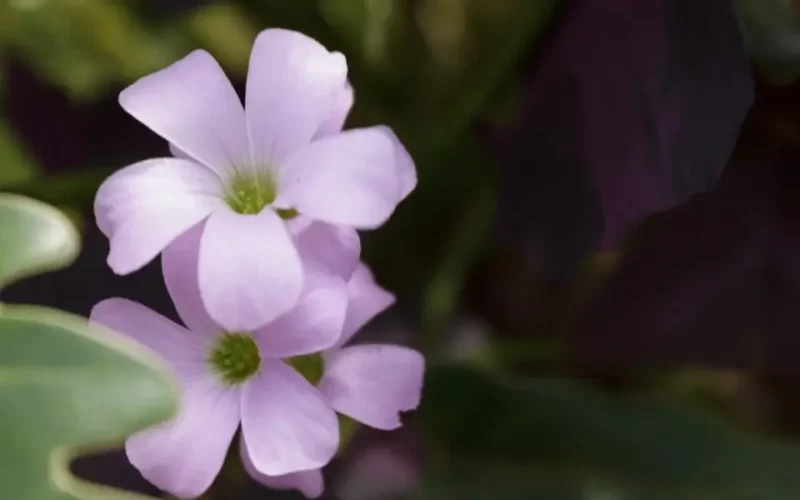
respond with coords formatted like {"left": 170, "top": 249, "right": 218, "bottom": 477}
{"left": 570, "top": 128, "right": 800, "bottom": 374}
{"left": 492, "top": 0, "right": 753, "bottom": 274}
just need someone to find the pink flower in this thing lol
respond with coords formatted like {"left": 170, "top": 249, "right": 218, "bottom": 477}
{"left": 244, "top": 264, "right": 425, "bottom": 499}
{"left": 95, "top": 28, "right": 416, "bottom": 331}
{"left": 89, "top": 226, "right": 423, "bottom": 499}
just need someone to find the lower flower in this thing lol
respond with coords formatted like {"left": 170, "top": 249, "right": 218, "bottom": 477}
{"left": 89, "top": 228, "right": 424, "bottom": 499}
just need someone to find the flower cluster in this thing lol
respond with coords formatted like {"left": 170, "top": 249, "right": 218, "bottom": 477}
{"left": 90, "top": 28, "right": 424, "bottom": 499}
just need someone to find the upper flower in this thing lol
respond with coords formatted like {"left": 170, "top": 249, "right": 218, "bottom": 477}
{"left": 95, "top": 28, "right": 416, "bottom": 331}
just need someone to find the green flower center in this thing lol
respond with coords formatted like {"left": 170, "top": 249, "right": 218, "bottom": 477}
{"left": 286, "top": 353, "right": 325, "bottom": 385}
{"left": 208, "top": 333, "right": 261, "bottom": 385}
{"left": 207, "top": 334, "right": 326, "bottom": 386}
{"left": 225, "top": 172, "right": 276, "bottom": 215}
{"left": 224, "top": 172, "right": 299, "bottom": 219}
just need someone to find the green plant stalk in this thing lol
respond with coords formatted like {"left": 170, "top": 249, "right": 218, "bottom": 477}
{"left": 421, "top": 183, "right": 494, "bottom": 359}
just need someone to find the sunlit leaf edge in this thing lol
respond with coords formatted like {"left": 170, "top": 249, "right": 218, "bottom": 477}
{"left": 0, "top": 193, "right": 80, "bottom": 289}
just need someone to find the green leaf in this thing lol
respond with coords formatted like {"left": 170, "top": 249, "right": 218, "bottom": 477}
{"left": 0, "top": 60, "right": 39, "bottom": 189}
{"left": 735, "top": 0, "right": 800, "bottom": 84}
{"left": 0, "top": 305, "right": 178, "bottom": 499}
{"left": 0, "top": 121, "right": 39, "bottom": 188}
{"left": 421, "top": 364, "right": 800, "bottom": 499}
{"left": 0, "top": 194, "right": 80, "bottom": 289}
{"left": 416, "top": 467, "right": 587, "bottom": 500}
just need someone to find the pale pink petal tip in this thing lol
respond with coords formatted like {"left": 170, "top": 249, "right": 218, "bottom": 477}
{"left": 337, "top": 263, "right": 396, "bottom": 347}
{"left": 376, "top": 125, "right": 417, "bottom": 201}
{"left": 119, "top": 49, "right": 249, "bottom": 174}
{"left": 246, "top": 28, "right": 348, "bottom": 167}
{"left": 277, "top": 127, "right": 401, "bottom": 230}
{"left": 316, "top": 81, "right": 355, "bottom": 138}
{"left": 321, "top": 345, "right": 425, "bottom": 431}
{"left": 94, "top": 158, "right": 222, "bottom": 275}
{"left": 242, "top": 442, "right": 325, "bottom": 499}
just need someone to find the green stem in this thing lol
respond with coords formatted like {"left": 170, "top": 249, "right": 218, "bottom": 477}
{"left": 421, "top": 184, "right": 494, "bottom": 359}
{"left": 418, "top": 0, "right": 563, "bottom": 159}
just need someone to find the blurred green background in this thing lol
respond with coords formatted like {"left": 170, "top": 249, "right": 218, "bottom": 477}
{"left": 5, "top": 1, "right": 800, "bottom": 499}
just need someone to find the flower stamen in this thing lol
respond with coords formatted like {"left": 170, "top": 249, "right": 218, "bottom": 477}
{"left": 224, "top": 172, "right": 276, "bottom": 215}
{"left": 224, "top": 172, "right": 300, "bottom": 219}
{"left": 208, "top": 333, "right": 261, "bottom": 384}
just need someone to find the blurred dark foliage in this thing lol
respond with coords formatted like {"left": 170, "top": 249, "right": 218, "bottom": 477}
{"left": 6, "top": 0, "right": 800, "bottom": 498}
{"left": 421, "top": 364, "right": 800, "bottom": 499}
{"left": 489, "top": 0, "right": 753, "bottom": 275}
{"left": 570, "top": 116, "right": 782, "bottom": 372}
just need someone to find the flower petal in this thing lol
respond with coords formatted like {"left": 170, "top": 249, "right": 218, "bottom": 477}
{"left": 199, "top": 207, "right": 303, "bottom": 332}
{"left": 91, "top": 299, "right": 235, "bottom": 498}
{"left": 320, "top": 345, "right": 424, "bottom": 431}
{"left": 314, "top": 82, "right": 354, "bottom": 139}
{"left": 94, "top": 158, "right": 223, "bottom": 275}
{"left": 285, "top": 214, "right": 314, "bottom": 234}
{"left": 162, "top": 222, "right": 221, "bottom": 336}
{"left": 126, "top": 376, "right": 241, "bottom": 499}
{"left": 276, "top": 127, "right": 401, "bottom": 229}
{"left": 119, "top": 50, "right": 249, "bottom": 175}
{"left": 241, "top": 360, "right": 339, "bottom": 476}
{"left": 292, "top": 219, "right": 361, "bottom": 280}
{"left": 376, "top": 126, "right": 416, "bottom": 201}
{"left": 90, "top": 298, "right": 211, "bottom": 373}
{"left": 255, "top": 273, "right": 348, "bottom": 358}
{"left": 246, "top": 28, "right": 348, "bottom": 168}
{"left": 241, "top": 438, "right": 325, "bottom": 499}
{"left": 336, "top": 263, "right": 395, "bottom": 348}
{"left": 169, "top": 143, "right": 192, "bottom": 161}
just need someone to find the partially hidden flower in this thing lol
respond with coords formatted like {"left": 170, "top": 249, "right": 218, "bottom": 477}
{"left": 95, "top": 28, "right": 416, "bottom": 331}
{"left": 89, "top": 225, "right": 424, "bottom": 499}
{"left": 243, "top": 264, "right": 425, "bottom": 499}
